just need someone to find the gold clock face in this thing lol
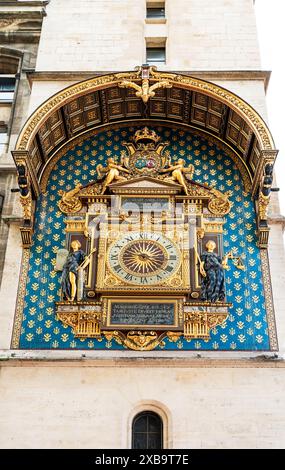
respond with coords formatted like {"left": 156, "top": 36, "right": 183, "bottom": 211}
{"left": 108, "top": 231, "right": 181, "bottom": 285}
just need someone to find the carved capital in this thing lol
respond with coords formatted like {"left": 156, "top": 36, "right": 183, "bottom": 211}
{"left": 12, "top": 150, "right": 40, "bottom": 197}
{"left": 251, "top": 149, "right": 278, "bottom": 197}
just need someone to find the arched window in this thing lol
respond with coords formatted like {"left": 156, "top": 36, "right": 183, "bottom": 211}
{"left": 132, "top": 411, "right": 163, "bottom": 449}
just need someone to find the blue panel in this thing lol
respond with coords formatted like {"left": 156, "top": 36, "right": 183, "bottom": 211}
{"left": 19, "top": 126, "right": 270, "bottom": 350}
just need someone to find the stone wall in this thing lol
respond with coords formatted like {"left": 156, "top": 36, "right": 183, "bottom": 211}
{"left": 0, "top": 1, "right": 46, "bottom": 283}
{"left": 0, "top": 361, "right": 284, "bottom": 449}
{"left": 35, "top": 0, "right": 261, "bottom": 72}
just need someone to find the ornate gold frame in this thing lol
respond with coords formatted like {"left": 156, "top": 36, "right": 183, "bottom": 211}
{"left": 102, "top": 296, "right": 183, "bottom": 330}
{"left": 10, "top": 115, "right": 279, "bottom": 350}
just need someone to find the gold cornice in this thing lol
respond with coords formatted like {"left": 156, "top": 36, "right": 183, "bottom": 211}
{"left": 16, "top": 69, "right": 275, "bottom": 153}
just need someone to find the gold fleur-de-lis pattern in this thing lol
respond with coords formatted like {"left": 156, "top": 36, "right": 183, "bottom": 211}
{"left": 19, "top": 126, "right": 270, "bottom": 350}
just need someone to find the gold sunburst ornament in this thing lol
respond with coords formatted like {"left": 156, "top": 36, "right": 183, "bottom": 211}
{"left": 121, "top": 240, "right": 167, "bottom": 275}
{"left": 108, "top": 232, "right": 181, "bottom": 285}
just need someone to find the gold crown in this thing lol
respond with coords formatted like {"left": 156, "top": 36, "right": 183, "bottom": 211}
{"left": 133, "top": 127, "right": 160, "bottom": 143}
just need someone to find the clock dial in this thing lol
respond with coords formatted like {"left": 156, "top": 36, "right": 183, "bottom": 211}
{"left": 108, "top": 232, "right": 181, "bottom": 285}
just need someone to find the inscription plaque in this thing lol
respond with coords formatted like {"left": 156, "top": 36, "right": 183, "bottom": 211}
{"left": 110, "top": 302, "right": 175, "bottom": 326}
{"left": 121, "top": 197, "right": 169, "bottom": 212}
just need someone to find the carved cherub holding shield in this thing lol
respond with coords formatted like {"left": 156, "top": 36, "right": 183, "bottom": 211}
{"left": 161, "top": 158, "right": 194, "bottom": 195}
{"left": 96, "top": 157, "right": 130, "bottom": 194}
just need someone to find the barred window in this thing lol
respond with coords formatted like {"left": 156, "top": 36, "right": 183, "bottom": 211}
{"left": 132, "top": 411, "right": 163, "bottom": 449}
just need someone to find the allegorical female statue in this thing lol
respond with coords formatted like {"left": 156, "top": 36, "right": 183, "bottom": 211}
{"left": 199, "top": 240, "right": 229, "bottom": 303}
{"left": 61, "top": 240, "right": 93, "bottom": 301}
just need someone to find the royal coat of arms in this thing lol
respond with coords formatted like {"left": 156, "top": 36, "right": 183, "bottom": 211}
{"left": 122, "top": 127, "right": 169, "bottom": 175}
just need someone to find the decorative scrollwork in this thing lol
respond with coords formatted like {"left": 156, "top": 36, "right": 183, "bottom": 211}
{"left": 19, "top": 193, "right": 32, "bottom": 221}
{"left": 58, "top": 183, "right": 83, "bottom": 214}
{"left": 208, "top": 189, "right": 231, "bottom": 216}
{"left": 56, "top": 309, "right": 101, "bottom": 338}
{"left": 118, "top": 65, "right": 173, "bottom": 104}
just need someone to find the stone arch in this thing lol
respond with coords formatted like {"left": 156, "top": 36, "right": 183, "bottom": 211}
{"left": 127, "top": 400, "right": 172, "bottom": 449}
{"left": 15, "top": 70, "right": 275, "bottom": 155}
{"left": 12, "top": 68, "right": 278, "bottom": 247}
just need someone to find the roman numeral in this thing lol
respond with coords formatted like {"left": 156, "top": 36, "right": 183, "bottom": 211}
{"left": 140, "top": 277, "right": 148, "bottom": 284}
{"left": 124, "top": 273, "right": 133, "bottom": 281}
{"left": 165, "top": 266, "right": 173, "bottom": 273}
{"left": 113, "top": 265, "right": 123, "bottom": 273}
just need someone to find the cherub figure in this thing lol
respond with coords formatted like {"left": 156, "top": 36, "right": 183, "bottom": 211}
{"left": 161, "top": 158, "right": 194, "bottom": 195}
{"left": 96, "top": 158, "right": 130, "bottom": 194}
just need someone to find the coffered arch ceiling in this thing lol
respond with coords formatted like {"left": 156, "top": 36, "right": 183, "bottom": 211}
{"left": 13, "top": 69, "right": 277, "bottom": 198}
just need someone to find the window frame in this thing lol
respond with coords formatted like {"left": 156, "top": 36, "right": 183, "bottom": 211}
{"left": 146, "top": 46, "right": 166, "bottom": 65}
{"left": 132, "top": 411, "right": 163, "bottom": 449}
{"left": 146, "top": 6, "right": 165, "bottom": 19}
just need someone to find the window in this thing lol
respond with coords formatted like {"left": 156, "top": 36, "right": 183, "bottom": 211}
{"left": 0, "top": 194, "right": 4, "bottom": 216}
{"left": 146, "top": 7, "right": 165, "bottom": 18}
{"left": 132, "top": 411, "right": 163, "bottom": 449}
{"left": 0, "top": 128, "right": 8, "bottom": 155}
{"left": 146, "top": 47, "right": 166, "bottom": 64}
{"left": 0, "top": 77, "right": 15, "bottom": 102}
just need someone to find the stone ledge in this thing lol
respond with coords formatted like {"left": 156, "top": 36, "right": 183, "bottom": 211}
{"left": 0, "top": 1, "right": 49, "bottom": 9}
{"left": 26, "top": 70, "right": 271, "bottom": 90}
{"left": 0, "top": 350, "right": 284, "bottom": 368}
{"left": 268, "top": 215, "right": 285, "bottom": 230}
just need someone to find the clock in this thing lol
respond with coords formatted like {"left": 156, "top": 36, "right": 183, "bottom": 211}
{"left": 107, "top": 231, "right": 181, "bottom": 285}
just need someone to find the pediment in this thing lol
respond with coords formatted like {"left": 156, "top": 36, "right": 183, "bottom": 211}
{"left": 109, "top": 176, "right": 183, "bottom": 194}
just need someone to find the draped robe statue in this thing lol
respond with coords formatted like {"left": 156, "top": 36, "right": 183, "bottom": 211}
{"left": 200, "top": 240, "right": 227, "bottom": 303}
{"left": 61, "top": 240, "right": 87, "bottom": 301}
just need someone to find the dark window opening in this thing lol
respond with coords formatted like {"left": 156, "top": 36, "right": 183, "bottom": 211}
{"left": 146, "top": 7, "right": 165, "bottom": 18}
{"left": 0, "top": 78, "right": 15, "bottom": 91}
{"left": 0, "top": 194, "right": 4, "bottom": 216}
{"left": 132, "top": 411, "right": 163, "bottom": 449}
{"left": 146, "top": 47, "right": 166, "bottom": 64}
{"left": 0, "top": 77, "right": 15, "bottom": 102}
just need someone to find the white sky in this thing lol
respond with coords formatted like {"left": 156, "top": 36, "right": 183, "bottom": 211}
{"left": 255, "top": 0, "right": 285, "bottom": 214}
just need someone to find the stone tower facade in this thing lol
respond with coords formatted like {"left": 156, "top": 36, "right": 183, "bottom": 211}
{"left": 0, "top": 0, "right": 284, "bottom": 449}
